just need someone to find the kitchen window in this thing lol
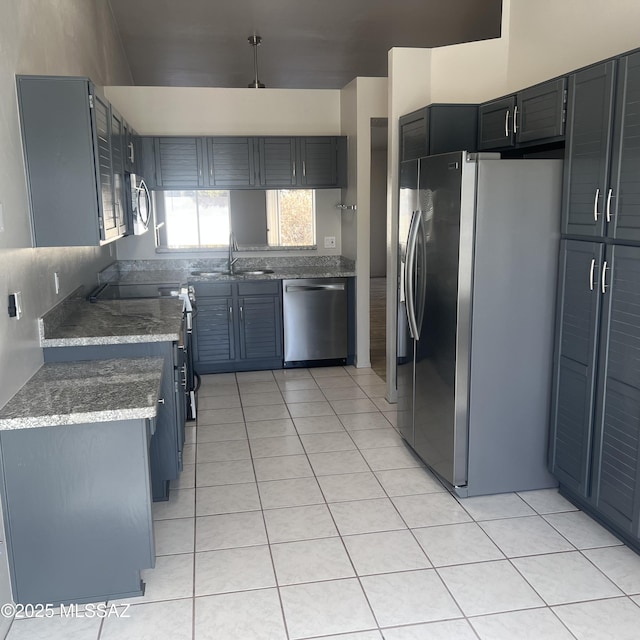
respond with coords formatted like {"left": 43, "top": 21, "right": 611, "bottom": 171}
{"left": 266, "top": 189, "right": 316, "bottom": 247}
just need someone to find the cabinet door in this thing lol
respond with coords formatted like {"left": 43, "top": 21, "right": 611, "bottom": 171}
{"left": 193, "top": 296, "right": 236, "bottom": 367}
{"left": 399, "top": 108, "right": 429, "bottom": 162}
{"left": 238, "top": 295, "right": 283, "bottom": 361}
{"left": 257, "top": 137, "right": 297, "bottom": 187}
{"left": 298, "top": 137, "right": 339, "bottom": 187}
{"left": 154, "top": 137, "right": 205, "bottom": 188}
{"left": 208, "top": 137, "right": 257, "bottom": 187}
{"left": 92, "top": 93, "right": 117, "bottom": 241}
{"left": 562, "top": 61, "right": 616, "bottom": 238}
{"left": 123, "top": 121, "right": 137, "bottom": 174}
{"left": 608, "top": 52, "right": 640, "bottom": 243}
{"left": 593, "top": 245, "right": 640, "bottom": 535}
{"left": 516, "top": 78, "right": 567, "bottom": 144}
{"left": 110, "top": 109, "right": 127, "bottom": 237}
{"left": 549, "top": 240, "right": 604, "bottom": 497}
{"left": 477, "top": 96, "right": 516, "bottom": 150}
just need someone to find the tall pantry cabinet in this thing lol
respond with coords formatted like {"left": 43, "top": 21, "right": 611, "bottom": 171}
{"left": 550, "top": 51, "right": 640, "bottom": 546}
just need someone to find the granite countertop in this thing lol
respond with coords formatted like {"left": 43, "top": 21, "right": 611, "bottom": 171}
{"left": 0, "top": 357, "right": 165, "bottom": 430}
{"left": 40, "top": 298, "right": 185, "bottom": 347}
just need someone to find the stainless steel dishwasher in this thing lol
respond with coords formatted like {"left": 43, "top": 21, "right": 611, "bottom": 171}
{"left": 282, "top": 278, "right": 348, "bottom": 365}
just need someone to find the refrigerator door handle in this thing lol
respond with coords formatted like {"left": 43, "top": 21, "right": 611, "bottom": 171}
{"left": 405, "top": 210, "right": 421, "bottom": 340}
{"left": 414, "top": 214, "right": 427, "bottom": 340}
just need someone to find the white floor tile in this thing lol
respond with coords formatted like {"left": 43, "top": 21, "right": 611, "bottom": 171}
{"left": 152, "top": 488, "right": 195, "bottom": 521}
{"left": 382, "top": 411, "right": 399, "bottom": 427}
{"left": 198, "top": 385, "right": 238, "bottom": 400}
{"left": 293, "top": 415, "right": 346, "bottom": 434}
{"left": 457, "top": 493, "right": 535, "bottom": 521}
{"left": 370, "top": 397, "right": 396, "bottom": 412}
{"left": 374, "top": 468, "right": 445, "bottom": 496}
{"left": 246, "top": 418, "right": 297, "bottom": 439}
{"left": 321, "top": 386, "right": 368, "bottom": 401}
{"left": 196, "top": 439, "right": 250, "bottom": 463}
{"left": 171, "top": 463, "right": 195, "bottom": 489}
{"left": 130, "top": 553, "right": 194, "bottom": 604}
{"left": 263, "top": 504, "right": 339, "bottom": 543}
{"left": 517, "top": 488, "right": 579, "bottom": 515}
{"left": 181, "top": 443, "right": 196, "bottom": 465}
{"left": 253, "top": 454, "right": 314, "bottom": 481}
{"left": 412, "top": 522, "right": 504, "bottom": 567}
{"left": 348, "top": 428, "right": 403, "bottom": 450}
{"left": 392, "top": 493, "right": 472, "bottom": 528}
{"left": 237, "top": 381, "right": 280, "bottom": 394}
{"left": 154, "top": 517, "right": 195, "bottom": 556}
{"left": 196, "top": 460, "right": 255, "bottom": 487}
{"left": 300, "top": 432, "right": 357, "bottom": 453}
{"left": 318, "top": 472, "right": 386, "bottom": 502}
{"left": 240, "top": 391, "right": 285, "bottom": 407}
{"left": 195, "top": 483, "right": 260, "bottom": 516}
{"left": 243, "top": 404, "right": 291, "bottom": 422}
{"left": 100, "top": 598, "right": 192, "bottom": 640}
{"left": 196, "top": 423, "right": 247, "bottom": 443}
{"left": 438, "top": 560, "right": 544, "bottom": 616}
{"left": 512, "top": 551, "right": 623, "bottom": 605}
{"left": 272, "top": 537, "right": 355, "bottom": 585}
{"left": 583, "top": 545, "right": 640, "bottom": 595}
{"left": 282, "top": 389, "right": 327, "bottom": 403}
{"left": 316, "top": 376, "right": 359, "bottom": 389}
{"left": 184, "top": 425, "right": 196, "bottom": 445}
{"left": 258, "top": 477, "right": 324, "bottom": 509}
{"left": 339, "top": 413, "right": 395, "bottom": 431}
{"left": 310, "top": 366, "right": 350, "bottom": 379}
{"left": 351, "top": 373, "right": 385, "bottom": 387}
{"left": 331, "top": 399, "right": 379, "bottom": 414}
{"left": 250, "top": 435, "right": 304, "bottom": 458}
{"left": 553, "top": 597, "right": 640, "bottom": 640}
{"left": 194, "top": 589, "right": 287, "bottom": 640}
{"left": 278, "top": 378, "right": 321, "bottom": 391}
{"left": 360, "top": 446, "right": 422, "bottom": 471}
{"left": 343, "top": 530, "right": 431, "bottom": 575}
{"left": 287, "top": 401, "right": 336, "bottom": 418}
{"left": 198, "top": 395, "right": 241, "bottom": 411}
{"left": 308, "top": 450, "right": 370, "bottom": 476}
{"left": 479, "top": 515, "right": 575, "bottom": 557}
{"left": 381, "top": 619, "right": 476, "bottom": 640}
{"left": 195, "top": 545, "right": 275, "bottom": 595}
{"left": 236, "top": 370, "right": 275, "bottom": 382}
{"left": 196, "top": 407, "right": 244, "bottom": 426}
{"left": 470, "top": 607, "right": 575, "bottom": 640}
{"left": 280, "top": 578, "right": 377, "bottom": 639}
{"left": 273, "top": 368, "right": 312, "bottom": 380}
{"left": 311, "top": 633, "right": 382, "bottom": 640}
{"left": 6, "top": 616, "right": 101, "bottom": 640}
{"left": 361, "top": 569, "right": 461, "bottom": 627}
{"left": 195, "top": 511, "right": 267, "bottom": 551}
{"left": 544, "top": 511, "right": 624, "bottom": 549}
{"left": 329, "top": 498, "right": 406, "bottom": 535}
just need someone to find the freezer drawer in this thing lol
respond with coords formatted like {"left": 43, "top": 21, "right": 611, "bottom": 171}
{"left": 283, "top": 278, "right": 348, "bottom": 363}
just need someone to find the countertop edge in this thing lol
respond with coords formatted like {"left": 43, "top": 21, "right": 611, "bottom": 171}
{"left": 0, "top": 407, "right": 157, "bottom": 430}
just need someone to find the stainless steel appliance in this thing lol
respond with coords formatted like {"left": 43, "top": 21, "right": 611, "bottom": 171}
{"left": 283, "top": 278, "right": 348, "bottom": 366}
{"left": 126, "top": 174, "right": 151, "bottom": 235}
{"left": 397, "top": 151, "right": 562, "bottom": 496}
{"left": 88, "top": 281, "right": 199, "bottom": 421}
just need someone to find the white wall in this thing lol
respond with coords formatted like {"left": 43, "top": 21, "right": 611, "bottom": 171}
{"left": 0, "top": 0, "right": 132, "bottom": 628}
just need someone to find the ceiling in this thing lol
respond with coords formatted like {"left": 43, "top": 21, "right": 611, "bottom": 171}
{"left": 108, "top": 0, "right": 503, "bottom": 89}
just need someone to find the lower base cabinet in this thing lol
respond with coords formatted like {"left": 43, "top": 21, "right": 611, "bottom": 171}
{"left": 192, "top": 280, "right": 283, "bottom": 373}
{"left": 550, "top": 240, "right": 640, "bottom": 549}
{"left": 0, "top": 419, "right": 154, "bottom": 605}
{"left": 44, "top": 341, "right": 185, "bottom": 501}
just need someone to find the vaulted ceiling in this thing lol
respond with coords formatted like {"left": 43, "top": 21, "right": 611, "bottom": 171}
{"left": 108, "top": 0, "right": 503, "bottom": 89}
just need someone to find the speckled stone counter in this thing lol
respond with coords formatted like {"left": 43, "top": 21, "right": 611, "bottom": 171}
{"left": 40, "top": 297, "right": 184, "bottom": 347}
{"left": 0, "top": 357, "right": 164, "bottom": 430}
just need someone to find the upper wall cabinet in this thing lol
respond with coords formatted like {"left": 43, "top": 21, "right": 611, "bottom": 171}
{"left": 478, "top": 78, "right": 567, "bottom": 150}
{"left": 143, "top": 135, "right": 347, "bottom": 190}
{"left": 563, "top": 53, "right": 640, "bottom": 241}
{"left": 17, "top": 76, "right": 128, "bottom": 246}
{"left": 399, "top": 104, "right": 478, "bottom": 162}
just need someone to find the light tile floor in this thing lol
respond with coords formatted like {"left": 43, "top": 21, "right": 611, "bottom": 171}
{"left": 7, "top": 365, "right": 640, "bottom": 640}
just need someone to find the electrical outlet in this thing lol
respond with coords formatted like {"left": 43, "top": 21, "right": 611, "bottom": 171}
{"left": 324, "top": 236, "right": 336, "bottom": 249}
{"left": 54, "top": 272, "right": 60, "bottom": 295}
{"left": 8, "top": 292, "right": 22, "bottom": 320}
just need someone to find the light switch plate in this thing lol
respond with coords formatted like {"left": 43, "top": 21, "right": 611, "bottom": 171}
{"left": 324, "top": 236, "right": 336, "bottom": 249}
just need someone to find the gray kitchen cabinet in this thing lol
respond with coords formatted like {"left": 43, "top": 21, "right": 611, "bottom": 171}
{"left": 478, "top": 78, "right": 567, "bottom": 150}
{"left": 0, "top": 417, "right": 154, "bottom": 605}
{"left": 257, "top": 137, "right": 298, "bottom": 187}
{"left": 44, "top": 341, "right": 185, "bottom": 502}
{"left": 564, "top": 53, "right": 640, "bottom": 242}
{"left": 16, "top": 75, "right": 128, "bottom": 246}
{"left": 154, "top": 136, "right": 206, "bottom": 188}
{"left": 192, "top": 280, "right": 283, "bottom": 373}
{"left": 550, "top": 240, "right": 640, "bottom": 549}
{"left": 297, "top": 137, "right": 347, "bottom": 187}
{"left": 208, "top": 137, "right": 257, "bottom": 188}
{"left": 399, "top": 104, "right": 478, "bottom": 161}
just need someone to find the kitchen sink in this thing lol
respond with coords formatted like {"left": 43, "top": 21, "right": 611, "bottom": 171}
{"left": 190, "top": 269, "right": 274, "bottom": 277}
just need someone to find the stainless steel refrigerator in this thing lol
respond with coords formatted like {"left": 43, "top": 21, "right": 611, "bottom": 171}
{"left": 397, "top": 151, "right": 562, "bottom": 497}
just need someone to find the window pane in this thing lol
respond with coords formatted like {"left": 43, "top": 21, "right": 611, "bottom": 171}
{"left": 275, "top": 189, "right": 315, "bottom": 246}
{"left": 198, "top": 191, "right": 230, "bottom": 246}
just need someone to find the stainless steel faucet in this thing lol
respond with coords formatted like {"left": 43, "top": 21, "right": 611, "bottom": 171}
{"left": 228, "top": 232, "right": 239, "bottom": 274}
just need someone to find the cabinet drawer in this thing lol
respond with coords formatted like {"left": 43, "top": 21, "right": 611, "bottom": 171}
{"left": 192, "top": 282, "right": 233, "bottom": 297}
{"left": 237, "top": 280, "right": 281, "bottom": 296}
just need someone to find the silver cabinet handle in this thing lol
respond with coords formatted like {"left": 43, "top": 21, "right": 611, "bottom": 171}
{"left": 505, "top": 109, "right": 510, "bottom": 138}
{"left": 589, "top": 258, "right": 596, "bottom": 291}
{"left": 303, "top": 160, "right": 306, "bottom": 177}
{"left": 593, "top": 188, "right": 600, "bottom": 221}
{"left": 128, "top": 142, "right": 135, "bottom": 163}
{"left": 601, "top": 260, "right": 608, "bottom": 294}
{"left": 513, "top": 105, "right": 518, "bottom": 134}
{"left": 228, "top": 306, "right": 233, "bottom": 322}
{"left": 292, "top": 162, "right": 296, "bottom": 178}
{"left": 606, "top": 188, "right": 613, "bottom": 222}
{"left": 240, "top": 305, "right": 244, "bottom": 322}
{"left": 158, "top": 398, "right": 165, "bottom": 405}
